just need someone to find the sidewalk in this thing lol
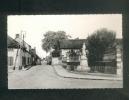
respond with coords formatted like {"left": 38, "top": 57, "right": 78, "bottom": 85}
{"left": 8, "top": 65, "right": 32, "bottom": 73}
{"left": 53, "top": 65, "right": 122, "bottom": 81}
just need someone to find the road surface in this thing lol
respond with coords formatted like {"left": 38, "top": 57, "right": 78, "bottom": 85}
{"left": 8, "top": 64, "right": 123, "bottom": 89}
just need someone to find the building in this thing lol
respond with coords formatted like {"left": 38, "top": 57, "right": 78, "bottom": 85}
{"left": 36, "top": 55, "right": 42, "bottom": 65}
{"left": 59, "top": 39, "right": 87, "bottom": 62}
{"left": 8, "top": 36, "right": 22, "bottom": 70}
{"left": 59, "top": 39, "right": 87, "bottom": 70}
{"left": 8, "top": 34, "right": 40, "bottom": 71}
{"left": 30, "top": 48, "right": 41, "bottom": 65}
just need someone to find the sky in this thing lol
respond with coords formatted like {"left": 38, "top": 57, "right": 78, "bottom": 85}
{"left": 7, "top": 14, "right": 122, "bottom": 58}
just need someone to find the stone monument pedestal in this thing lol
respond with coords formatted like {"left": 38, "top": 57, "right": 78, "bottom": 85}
{"left": 76, "top": 42, "right": 90, "bottom": 72}
{"left": 77, "top": 56, "right": 90, "bottom": 72}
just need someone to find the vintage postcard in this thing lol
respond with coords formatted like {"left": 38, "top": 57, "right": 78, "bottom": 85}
{"left": 7, "top": 14, "right": 123, "bottom": 89}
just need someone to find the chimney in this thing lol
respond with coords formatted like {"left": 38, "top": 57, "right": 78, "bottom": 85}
{"left": 15, "top": 34, "right": 20, "bottom": 39}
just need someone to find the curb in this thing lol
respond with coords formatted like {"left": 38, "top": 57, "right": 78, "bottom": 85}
{"left": 52, "top": 65, "right": 64, "bottom": 78}
{"left": 25, "top": 66, "right": 32, "bottom": 70}
{"left": 53, "top": 65, "right": 122, "bottom": 81}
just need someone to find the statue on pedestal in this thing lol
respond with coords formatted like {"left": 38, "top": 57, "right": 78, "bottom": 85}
{"left": 77, "top": 42, "right": 90, "bottom": 72}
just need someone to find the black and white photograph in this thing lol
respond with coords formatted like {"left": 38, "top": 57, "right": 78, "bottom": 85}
{"left": 7, "top": 14, "right": 123, "bottom": 89}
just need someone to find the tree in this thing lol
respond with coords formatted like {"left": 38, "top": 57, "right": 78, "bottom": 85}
{"left": 42, "top": 31, "right": 71, "bottom": 53}
{"left": 87, "top": 28, "right": 116, "bottom": 66}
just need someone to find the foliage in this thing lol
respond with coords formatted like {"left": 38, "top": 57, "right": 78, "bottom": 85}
{"left": 42, "top": 31, "right": 71, "bottom": 52}
{"left": 51, "top": 50, "right": 60, "bottom": 57}
{"left": 87, "top": 28, "right": 116, "bottom": 66}
{"left": 69, "top": 50, "right": 78, "bottom": 57}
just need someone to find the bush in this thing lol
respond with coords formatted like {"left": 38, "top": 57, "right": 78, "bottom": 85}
{"left": 52, "top": 50, "right": 60, "bottom": 57}
{"left": 87, "top": 28, "right": 116, "bottom": 66}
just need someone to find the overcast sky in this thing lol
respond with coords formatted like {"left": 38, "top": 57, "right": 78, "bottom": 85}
{"left": 7, "top": 14, "right": 122, "bottom": 58}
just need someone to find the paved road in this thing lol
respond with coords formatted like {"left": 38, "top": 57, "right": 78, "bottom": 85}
{"left": 8, "top": 64, "right": 123, "bottom": 89}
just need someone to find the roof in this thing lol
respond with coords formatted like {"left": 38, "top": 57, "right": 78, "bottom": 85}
{"left": 59, "top": 38, "right": 122, "bottom": 49}
{"left": 36, "top": 54, "right": 41, "bottom": 59}
{"left": 7, "top": 36, "right": 20, "bottom": 48}
{"left": 30, "top": 49, "right": 36, "bottom": 56}
{"left": 59, "top": 39, "right": 87, "bottom": 49}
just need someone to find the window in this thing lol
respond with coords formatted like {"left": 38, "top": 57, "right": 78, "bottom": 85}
{"left": 22, "top": 57, "right": 26, "bottom": 65}
{"left": 26, "top": 57, "right": 27, "bottom": 65}
{"left": 22, "top": 57, "right": 24, "bottom": 65}
{"left": 28, "top": 57, "right": 30, "bottom": 64}
{"left": 25, "top": 57, "right": 26, "bottom": 65}
{"left": 8, "top": 56, "right": 13, "bottom": 66}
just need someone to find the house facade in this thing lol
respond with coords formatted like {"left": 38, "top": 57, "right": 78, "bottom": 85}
{"left": 8, "top": 34, "right": 40, "bottom": 71}
{"left": 59, "top": 39, "right": 87, "bottom": 67}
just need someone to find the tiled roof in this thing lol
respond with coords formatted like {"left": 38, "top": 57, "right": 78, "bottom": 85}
{"left": 59, "top": 38, "right": 122, "bottom": 49}
{"left": 59, "top": 39, "right": 87, "bottom": 49}
{"left": 7, "top": 36, "right": 20, "bottom": 48}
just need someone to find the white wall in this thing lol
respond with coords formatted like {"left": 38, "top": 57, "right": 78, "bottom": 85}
{"left": 8, "top": 48, "right": 20, "bottom": 69}
{"left": 8, "top": 48, "right": 32, "bottom": 70}
{"left": 52, "top": 57, "right": 59, "bottom": 65}
{"left": 61, "top": 49, "right": 69, "bottom": 57}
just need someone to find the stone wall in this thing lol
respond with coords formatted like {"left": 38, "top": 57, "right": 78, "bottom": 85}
{"left": 52, "top": 57, "right": 60, "bottom": 65}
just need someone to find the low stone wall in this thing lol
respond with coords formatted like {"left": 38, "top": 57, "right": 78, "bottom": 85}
{"left": 52, "top": 57, "right": 60, "bottom": 65}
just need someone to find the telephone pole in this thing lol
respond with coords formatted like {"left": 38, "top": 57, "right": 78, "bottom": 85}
{"left": 21, "top": 30, "right": 26, "bottom": 69}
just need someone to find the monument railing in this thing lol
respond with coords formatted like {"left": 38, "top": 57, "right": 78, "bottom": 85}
{"left": 90, "top": 61, "right": 117, "bottom": 74}
{"left": 90, "top": 66, "right": 116, "bottom": 74}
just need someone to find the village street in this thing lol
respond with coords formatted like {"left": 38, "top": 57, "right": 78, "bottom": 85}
{"left": 8, "top": 63, "right": 122, "bottom": 89}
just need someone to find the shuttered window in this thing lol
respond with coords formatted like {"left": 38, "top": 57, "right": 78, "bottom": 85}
{"left": 22, "top": 57, "right": 26, "bottom": 65}
{"left": 8, "top": 57, "right": 13, "bottom": 66}
{"left": 28, "top": 57, "right": 30, "bottom": 64}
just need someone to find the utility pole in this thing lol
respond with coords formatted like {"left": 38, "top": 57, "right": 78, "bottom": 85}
{"left": 23, "top": 33, "right": 25, "bottom": 69}
{"left": 13, "top": 45, "right": 20, "bottom": 70}
{"left": 21, "top": 30, "right": 26, "bottom": 69}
